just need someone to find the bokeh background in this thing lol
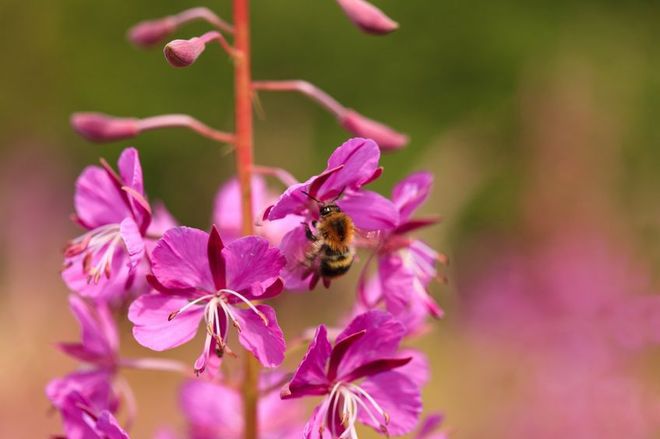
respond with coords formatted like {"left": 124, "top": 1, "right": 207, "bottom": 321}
{"left": 2, "top": 0, "right": 660, "bottom": 437}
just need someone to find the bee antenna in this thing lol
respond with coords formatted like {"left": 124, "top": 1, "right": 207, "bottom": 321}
{"left": 301, "top": 190, "right": 322, "bottom": 204}
{"left": 330, "top": 187, "right": 346, "bottom": 203}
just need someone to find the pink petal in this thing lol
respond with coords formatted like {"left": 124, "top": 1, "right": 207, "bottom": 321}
{"left": 392, "top": 171, "right": 433, "bottom": 221}
{"left": 358, "top": 371, "right": 422, "bottom": 436}
{"left": 179, "top": 380, "right": 243, "bottom": 436}
{"left": 234, "top": 304, "right": 286, "bottom": 368}
{"left": 213, "top": 176, "right": 272, "bottom": 243}
{"left": 303, "top": 403, "right": 330, "bottom": 439}
{"left": 319, "top": 138, "right": 381, "bottom": 200}
{"left": 278, "top": 226, "right": 315, "bottom": 292}
{"left": 46, "top": 370, "right": 117, "bottom": 412}
{"left": 120, "top": 217, "right": 145, "bottom": 271}
{"left": 62, "top": 249, "right": 134, "bottom": 301}
{"left": 336, "top": 0, "right": 399, "bottom": 35}
{"left": 129, "top": 294, "right": 203, "bottom": 351}
{"left": 117, "top": 147, "right": 151, "bottom": 232}
{"left": 118, "top": 147, "right": 144, "bottom": 196}
{"left": 208, "top": 225, "right": 227, "bottom": 290}
{"left": 146, "top": 202, "right": 178, "bottom": 237}
{"left": 95, "top": 411, "right": 129, "bottom": 439}
{"left": 67, "top": 295, "right": 113, "bottom": 358}
{"left": 283, "top": 325, "right": 332, "bottom": 399}
{"left": 265, "top": 179, "right": 315, "bottom": 221}
{"left": 151, "top": 227, "right": 215, "bottom": 292}
{"left": 334, "top": 310, "right": 405, "bottom": 380}
{"left": 223, "top": 236, "right": 286, "bottom": 294}
{"left": 337, "top": 189, "right": 399, "bottom": 231}
{"left": 74, "top": 166, "right": 131, "bottom": 229}
{"left": 416, "top": 414, "right": 447, "bottom": 439}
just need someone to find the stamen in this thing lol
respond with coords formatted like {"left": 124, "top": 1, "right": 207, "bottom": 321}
{"left": 349, "top": 383, "right": 390, "bottom": 424}
{"left": 168, "top": 294, "right": 215, "bottom": 320}
{"left": 220, "top": 289, "right": 269, "bottom": 325}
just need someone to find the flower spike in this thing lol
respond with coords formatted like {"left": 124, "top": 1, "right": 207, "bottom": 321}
{"left": 128, "top": 7, "right": 233, "bottom": 48}
{"left": 71, "top": 112, "right": 234, "bottom": 144}
{"left": 252, "top": 80, "right": 409, "bottom": 150}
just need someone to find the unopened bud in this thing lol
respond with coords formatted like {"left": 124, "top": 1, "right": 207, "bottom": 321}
{"left": 336, "top": 0, "right": 399, "bottom": 35}
{"left": 127, "top": 17, "right": 177, "bottom": 48}
{"left": 70, "top": 113, "right": 139, "bottom": 143}
{"left": 163, "top": 38, "right": 206, "bottom": 68}
{"left": 340, "top": 110, "right": 408, "bottom": 150}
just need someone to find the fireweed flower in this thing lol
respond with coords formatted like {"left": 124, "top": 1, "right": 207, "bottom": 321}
{"left": 358, "top": 172, "right": 443, "bottom": 333}
{"left": 265, "top": 137, "right": 399, "bottom": 290}
{"left": 177, "top": 372, "right": 305, "bottom": 438}
{"left": 282, "top": 310, "right": 424, "bottom": 438}
{"left": 129, "top": 226, "right": 286, "bottom": 374}
{"left": 48, "top": 389, "right": 128, "bottom": 439}
{"left": 213, "top": 175, "right": 303, "bottom": 245}
{"left": 47, "top": 366, "right": 124, "bottom": 439}
{"left": 56, "top": 294, "right": 119, "bottom": 370}
{"left": 62, "top": 147, "right": 154, "bottom": 302}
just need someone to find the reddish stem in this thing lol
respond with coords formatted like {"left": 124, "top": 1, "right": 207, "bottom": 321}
{"left": 233, "top": 1, "right": 259, "bottom": 438}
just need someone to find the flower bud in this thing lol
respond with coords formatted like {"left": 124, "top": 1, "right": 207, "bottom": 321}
{"left": 127, "top": 17, "right": 177, "bottom": 48}
{"left": 163, "top": 38, "right": 206, "bottom": 68}
{"left": 70, "top": 113, "right": 139, "bottom": 142}
{"left": 336, "top": 0, "right": 399, "bottom": 35}
{"left": 340, "top": 110, "right": 408, "bottom": 150}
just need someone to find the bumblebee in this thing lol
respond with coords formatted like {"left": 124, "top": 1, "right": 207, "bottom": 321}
{"left": 303, "top": 192, "right": 355, "bottom": 286}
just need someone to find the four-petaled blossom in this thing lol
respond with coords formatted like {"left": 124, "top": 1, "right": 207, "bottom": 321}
{"left": 265, "top": 137, "right": 399, "bottom": 290}
{"left": 47, "top": 295, "right": 126, "bottom": 438}
{"left": 47, "top": 370, "right": 123, "bottom": 439}
{"left": 176, "top": 372, "right": 305, "bottom": 439}
{"left": 62, "top": 147, "right": 153, "bottom": 302}
{"left": 359, "top": 172, "right": 444, "bottom": 333}
{"left": 129, "top": 225, "right": 287, "bottom": 374}
{"left": 282, "top": 310, "right": 424, "bottom": 438}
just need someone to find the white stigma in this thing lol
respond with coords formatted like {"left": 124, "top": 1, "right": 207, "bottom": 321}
{"left": 168, "top": 288, "right": 269, "bottom": 363}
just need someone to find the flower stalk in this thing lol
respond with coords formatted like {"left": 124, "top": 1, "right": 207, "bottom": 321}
{"left": 232, "top": 0, "right": 259, "bottom": 437}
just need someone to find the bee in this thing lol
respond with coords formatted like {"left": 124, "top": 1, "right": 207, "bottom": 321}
{"left": 302, "top": 190, "right": 355, "bottom": 288}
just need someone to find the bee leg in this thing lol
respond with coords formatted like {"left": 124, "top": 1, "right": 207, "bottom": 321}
{"left": 322, "top": 277, "right": 331, "bottom": 289}
{"left": 309, "top": 273, "right": 320, "bottom": 289}
{"left": 304, "top": 223, "right": 317, "bottom": 242}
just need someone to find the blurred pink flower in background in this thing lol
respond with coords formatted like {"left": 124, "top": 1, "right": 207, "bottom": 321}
{"left": 461, "top": 230, "right": 660, "bottom": 438}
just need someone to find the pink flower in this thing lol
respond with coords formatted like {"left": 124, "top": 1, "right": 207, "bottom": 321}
{"left": 282, "top": 310, "right": 424, "bottom": 438}
{"left": 128, "top": 226, "right": 287, "bottom": 374}
{"left": 47, "top": 295, "right": 126, "bottom": 437}
{"left": 56, "top": 294, "right": 119, "bottom": 369}
{"left": 265, "top": 138, "right": 399, "bottom": 290}
{"left": 62, "top": 148, "right": 154, "bottom": 302}
{"left": 177, "top": 372, "right": 305, "bottom": 439}
{"left": 359, "top": 172, "right": 443, "bottom": 333}
{"left": 213, "top": 175, "right": 303, "bottom": 245}
{"left": 46, "top": 370, "right": 124, "bottom": 439}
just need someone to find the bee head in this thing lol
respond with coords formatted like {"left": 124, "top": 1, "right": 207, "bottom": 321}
{"left": 320, "top": 204, "right": 341, "bottom": 217}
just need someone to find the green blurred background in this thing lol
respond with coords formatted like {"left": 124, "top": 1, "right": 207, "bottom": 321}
{"left": 2, "top": 0, "right": 660, "bottom": 437}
